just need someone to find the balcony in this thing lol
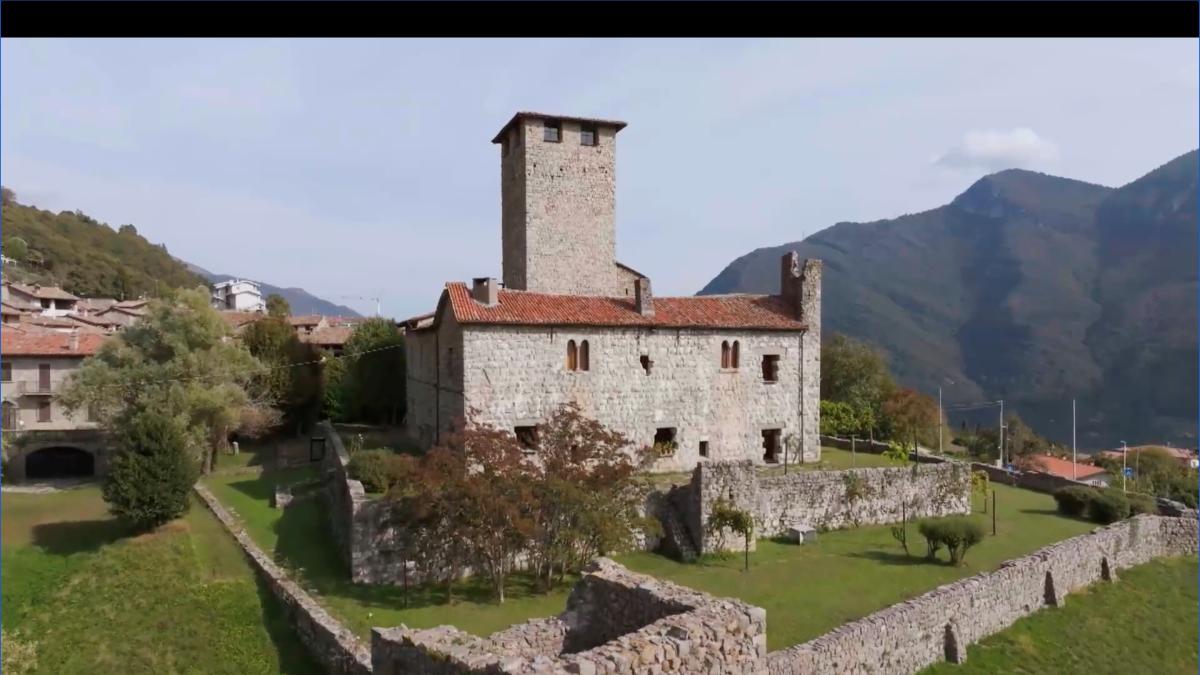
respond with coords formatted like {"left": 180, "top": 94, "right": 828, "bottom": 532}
{"left": 14, "top": 380, "right": 56, "bottom": 396}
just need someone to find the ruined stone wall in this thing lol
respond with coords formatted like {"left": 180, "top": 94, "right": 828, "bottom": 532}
{"left": 688, "top": 460, "right": 972, "bottom": 554}
{"left": 501, "top": 117, "right": 630, "bottom": 297}
{"left": 460, "top": 325, "right": 819, "bottom": 473}
{"left": 371, "top": 558, "right": 768, "bottom": 675}
{"left": 195, "top": 484, "right": 372, "bottom": 675}
{"left": 404, "top": 312, "right": 465, "bottom": 448}
{"left": 767, "top": 512, "right": 1200, "bottom": 675}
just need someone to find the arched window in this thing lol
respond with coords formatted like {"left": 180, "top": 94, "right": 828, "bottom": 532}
{"left": 721, "top": 341, "right": 730, "bottom": 369}
{"left": 732, "top": 341, "right": 741, "bottom": 369}
{"left": 567, "top": 340, "right": 578, "bottom": 371}
{"left": 579, "top": 340, "right": 590, "bottom": 371}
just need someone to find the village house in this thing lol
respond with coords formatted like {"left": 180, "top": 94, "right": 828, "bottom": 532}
{"left": 2, "top": 281, "right": 80, "bottom": 317}
{"left": 1, "top": 326, "right": 108, "bottom": 480}
{"left": 211, "top": 278, "right": 267, "bottom": 313}
{"left": 403, "top": 112, "right": 822, "bottom": 472}
{"left": 1024, "top": 453, "right": 1112, "bottom": 487}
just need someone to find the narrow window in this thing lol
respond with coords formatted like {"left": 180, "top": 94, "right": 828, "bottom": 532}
{"left": 699, "top": 441, "right": 709, "bottom": 458}
{"left": 762, "top": 354, "right": 780, "bottom": 383}
{"left": 580, "top": 123, "right": 597, "bottom": 146}
{"left": 640, "top": 354, "right": 652, "bottom": 375}
{"left": 543, "top": 119, "right": 561, "bottom": 143}
{"left": 0, "top": 362, "right": 10, "bottom": 382}
{"left": 37, "top": 399, "right": 51, "bottom": 423}
{"left": 515, "top": 426, "right": 540, "bottom": 450}
{"left": 579, "top": 340, "right": 590, "bottom": 371}
{"left": 762, "top": 429, "right": 782, "bottom": 463}
{"left": 567, "top": 340, "right": 578, "bottom": 371}
{"left": 1, "top": 403, "right": 15, "bottom": 430}
{"left": 732, "top": 341, "right": 741, "bottom": 369}
{"left": 38, "top": 363, "right": 51, "bottom": 392}
{"left": 721, "top": 341, "right": 730, "bottom": 369}
{"left": 653, "top": 428, "right": 677, "bottom": 456}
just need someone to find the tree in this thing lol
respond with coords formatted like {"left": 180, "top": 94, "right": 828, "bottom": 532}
{"left": 821, "top": 333, "right": 895, "bottom": 437}
{"left": 343, "top": 318, "right": 406, "bottom": 424}
{"left": 59, "top": 288, "right": 274, "bottom": 473}
{"left": 103, "top": 410, "right": 200, "bottom": 530}
{"left": 3, "top": 236, "right": 27, "bottom": 262}
{"left": 881, "top": 387, "right": 940, "bottom": 451}
{"left": 1, "top": 187, "right": 16, "bottom": 206}
{"left": 265, "top": 294, "right": 291, "bottom": 318}
{"left": 242, "top": 315, "right": 325, "bottom": 434}
{"left": 707, "top": 499, "right": 755, "bottom": 571}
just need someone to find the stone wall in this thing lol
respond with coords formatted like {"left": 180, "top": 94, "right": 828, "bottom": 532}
{"left": 460, "top": 325, "right": 819, "bottom": 473}
{"left": 684, "top": 460, "right": 972, "bottom": 554}
{"left": 194, "top": 484, "right": 372, "bottom": 675}
{"left": 371, "top": 557, "right": 768, "bottom": 675}
{"left": 405, "top": 310, "right": 466, "bottom": 449}
{"left": 766, "top": 512, "right": 1200, "bottom": 675}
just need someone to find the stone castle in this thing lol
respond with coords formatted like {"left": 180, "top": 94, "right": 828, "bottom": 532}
{"left": 404, "top": 112, "right": 822, "bottom": 472}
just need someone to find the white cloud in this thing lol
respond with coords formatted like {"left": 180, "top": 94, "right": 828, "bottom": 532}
{"left": 935, "top": 128, "right": 1061, "bottom": 171}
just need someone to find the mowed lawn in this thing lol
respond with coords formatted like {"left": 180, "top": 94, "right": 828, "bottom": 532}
{"left": 203, "top": 466, "right": 573, "bottom": 640}
{"left": 1, "top": 486, "right": 321, "bottom": 675}
{"left": 618, "top": 482, "right": 1097, "bottom": 650}
{"left": 923, "top": 556, "right": 1199, "bottom": 675}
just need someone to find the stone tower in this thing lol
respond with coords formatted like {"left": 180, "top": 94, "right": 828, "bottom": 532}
{"left": 492, "top": 112, "right": 641, "bottom": 297}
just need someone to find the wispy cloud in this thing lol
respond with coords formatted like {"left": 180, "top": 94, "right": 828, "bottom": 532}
{"left": 935, "top": 128, "right": 1061, "bottom": 171}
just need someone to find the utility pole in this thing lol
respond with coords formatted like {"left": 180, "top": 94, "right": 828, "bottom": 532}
{"left": 1121, "top": 440, "right": 1128, "bottom": 492}
{"left": 938, "top": 386, "right": 943, "bottom": 456}
{"left": 998, "top": 399, "right": 1005, "bottom": 468}
{"left": 1072, "top": 399, "right": 1077, "bottom": 480}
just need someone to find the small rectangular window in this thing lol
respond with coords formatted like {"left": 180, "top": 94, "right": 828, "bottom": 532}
{"left": 762, "top": 355, "right": 780, "bottom": 383}
{"left": 640, "top": 355, "right": 652, "bottom": 375}
{"left": 0, "top": 362, "right": 10, "bottom": 382}
{"left": 543, "top": 119, "right": 561, "bottom": 143}
{"left": 699, "top": 441, "right": 709, "bottom": 458}
{"left": 580, "top": 123, "right": 596, "bottom": 146}
{"left": 515, "top": 426, "right": 540, "bottom": 450}
{"left": 762, "top": 429, "right": 781, "bottom": 463}
{"left": 40, "top": 299, "right": 51, "bottom": 309}
{"left": 37, "top": 400, "right": 51, "bottom": 423}
{"left": 653, "top": 428, "right": 677, "bottom": 457}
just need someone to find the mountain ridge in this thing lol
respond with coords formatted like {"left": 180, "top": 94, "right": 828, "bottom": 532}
{"left": 182, "top": 261, "right": 361, "bottom": 317}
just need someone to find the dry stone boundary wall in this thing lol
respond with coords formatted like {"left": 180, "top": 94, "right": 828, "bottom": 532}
{"left": 193, "top": 483, "right": 373, "bottom": 675}
{"left": 767, "top": 511, "right": 1199, "bottom": 675}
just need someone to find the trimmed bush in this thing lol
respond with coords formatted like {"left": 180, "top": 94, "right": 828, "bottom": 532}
{"left": 1088, "top": 489, "right": 1132, "bottom": 524}
{"left": 103, "top": 411, "right": 199, "bottom": 530}
{"left": 1128, "top": 492, "right": 1157, "bottom": 516}
{"left": 918, "top": 516, "right": 985, "bottom": 566}
{"left": 348, "top": 448, "right": 414, "bottom": 494}
{"left": 1054, "top": 485, "right": 1097, "bottom": 518}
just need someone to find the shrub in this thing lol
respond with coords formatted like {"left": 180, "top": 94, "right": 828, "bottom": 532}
{"left": 1, "top": 629, "right": 38, "bottom": 675}
{"left": 1053, "top": 485, "right": 1096, "bottom": 518}
{"left": 348, "top": 448, "right": 412, "bottom": 494}
{"left": 918, "top": 516, "right": 985, "bottom": 566}
{"left": 1088, "top": 489, "right": 1131, "bottom": 524}
{"left": 103, "top": 411, "right": 199, "bottom": 531}
{"left": 1128, "top": 492, "right": 1157, "bottom": 516}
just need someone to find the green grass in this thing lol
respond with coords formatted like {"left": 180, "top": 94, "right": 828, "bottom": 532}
{"left": 203, "top": 465, "right": 572, "bottom": 640}
{"left": 1, "top": 486, "right": 321, "bottom": 675}
{"left": 922, "top": 556, "right": 1199, "bottom": 675}
{"left": 617, "top": 483, "right": 1096, "bottom": 650}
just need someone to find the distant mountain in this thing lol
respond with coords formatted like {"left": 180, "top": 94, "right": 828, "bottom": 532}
{"left": 1, "top": 193, "right": 207, "bottom": 299}
{"left": 183, "top": 262, "right": 361, "bottom": 317}
{"left": 700, "top": 151, "right": 1199, "bottom": 449}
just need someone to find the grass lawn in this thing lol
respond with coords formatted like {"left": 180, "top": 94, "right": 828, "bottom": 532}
{"left": 923, "top": 556, "right": 1199, "bottom": 675}
{"left": 203, "top": 464, "right": 572, "bottom": 640}
{"left": 617, "top": 483, "right": 1096, "bottom": 650}
{"left": 1, "top": 486, "right": 321, "bottom": 675}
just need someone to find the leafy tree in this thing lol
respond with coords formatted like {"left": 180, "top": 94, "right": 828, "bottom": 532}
{"left": 59, "top": 288, "right": 274, "bottom": 473}
{"left": 1, "top": 186, "right": 16, "bottom": 206}
{"left": 265, "top": 293, "right": 291, "bottom": 317}
{"left": 343, "top": 318, "right": 406, "bottom": 424}
{"left": 820, "top": 400, "right": 873, "bottom": 437}
{"left": 881, "top": 387, "right": 940, "bottom": 451}
{"left": 241, "top": 314, "right": 325, "bottom": 433}
{"left": 3, "top": 236, "right": 28, "bottom": 262}
{"left": 102, "top": 410, "right": 200, "bottom": 530}
{"left": 821, "top": 333, "right": 894, "bottom": 437}
{"left": 321, "top": 354, "right": 351, "bottom": 422}
{"left": 918, "top": 516, "right": 984, "bottom": 566}
{"left": 707, "top": 498, "right": 755, "bottom": 571}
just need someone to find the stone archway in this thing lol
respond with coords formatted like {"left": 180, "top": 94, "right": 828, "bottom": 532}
{"left": 24, "top": 446, "right": 96, "bottom": 479}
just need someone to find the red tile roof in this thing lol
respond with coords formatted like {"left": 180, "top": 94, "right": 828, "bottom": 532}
{"left": 1026, "top": 454, "right": 1109, "bottom": 481}
{"left": 424, "top": 283, "right": 807, "bottom": 331}
{"left": 1, "top": 328, "right": 106, "bottom": 356}
{"left": 219, "top": 311, "right": 266, "bottom": 331}
{"left": 299, "top": 326, "right": 352, "bottom": 347}
{"left": 288, "top": 315, "right": 324, "bottom": 327}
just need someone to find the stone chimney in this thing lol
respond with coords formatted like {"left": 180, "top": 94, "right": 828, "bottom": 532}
{"left": 472, "top": 277, "right": 499, "bottom": 307}
{"left": 780, "top": 252, "right": 822, "bottom": 323}
{"left": 634, "top": 277, "right": 654, "bottom": 316}
{"left": 68, "top": 328, "right": 80, "bottom": 351}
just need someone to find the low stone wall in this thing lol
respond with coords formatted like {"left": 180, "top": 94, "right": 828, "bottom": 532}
{"left": 194, "top": 484, "right": 372, "bottom": 675}
{"left": 371, "top": 557, "right": 768, "bottom": 674}
{"left": 766, "top": 512, "right": 1200, "bottom": 675}
{"left": 685, "top": 460, "right": 972, "bottom": 554}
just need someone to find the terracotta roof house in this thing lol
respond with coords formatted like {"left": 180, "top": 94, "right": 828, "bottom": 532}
{"left": 299, "top": 326, "right": 352, "bottom": 355}
{"left": 404, "top": 112, "right": 823, "bottom": 473}
{"left": 1025, "top": 454, "right": 1111, "bottom": 486}
{"left": 219, "top": 310, "right": 266, "bottom": 334}
{"left": 75, "top": 297, "right": 119, "bottom": 315}
{"left": 1097, "top": 445, "right": 1199, "bottom": 468}
{"left": 2, "top": 282, "right": 80, "bottom": 317}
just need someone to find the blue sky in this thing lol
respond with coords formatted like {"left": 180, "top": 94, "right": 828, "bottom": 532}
{"left": 2, "top": 39, "right": 1196, "bottom": 318}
